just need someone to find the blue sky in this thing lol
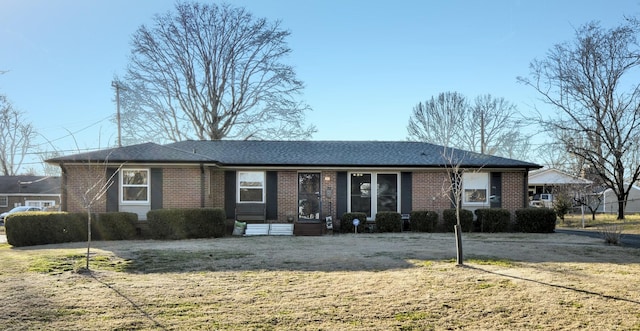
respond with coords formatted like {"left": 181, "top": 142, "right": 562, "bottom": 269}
{"left": 1, "top": 0, "right": 639, "bottom": 173}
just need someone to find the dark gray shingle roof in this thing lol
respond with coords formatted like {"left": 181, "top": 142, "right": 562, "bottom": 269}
{"left": 0, "top": 176, "right": 61, "bottom": 194}
{"left": 165, "top": 140, "right": 540, "bottom": 168}
{"left": 47, "top": 140, "right": 542, "bottom": 169}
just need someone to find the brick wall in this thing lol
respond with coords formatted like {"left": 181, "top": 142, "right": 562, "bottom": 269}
{"left": 209, "top": 170, "right": 225, "bottom": 209}
{"left": 502, "top": 171, "right": 527, "bottom": 214}
{"left": 62, "top": 164, "right": 109, "bottom": 213}
{"left": 277, "top": 171, "right": 297, "bottom": 222}
{"left": 163, "top": 167, "right": 207, "bottom": 209}
{"left": 412, "top": 171, "right": 451, "bottom": 213}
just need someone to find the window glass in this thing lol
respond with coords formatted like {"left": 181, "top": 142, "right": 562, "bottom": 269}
{"left": 122, "top": 169, "right": 149, "bottom": 203}
{"left": 350, "top": 173, "right": 372, "bottom": 217}
{"left": 377, "top": 174, "right": 398, "bottom": 212}
{"left": 463, "top": 173, "right": 488, "bottom": 203}
{"left": 0, "top": 196, "right": 7, "bottom": 207}
{"left": 238, "top": 171, "right": 265, "bottom": 202}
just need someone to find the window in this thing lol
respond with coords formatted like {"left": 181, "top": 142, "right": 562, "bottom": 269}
{"left": 463, "top": 173, "right": 488, "bottom": 204}
{"left": 238, "top": 171, "right": 265, "bottom": 202}
{"left": 121, "top": 169, "right": 149, "bottom": 203}
{"left": 349, "top": 172, "right": 399, "bottom": 219}
{"left": 0, "top": 196, "right": 7, "bottom": 207}
{"left": 25, "top": 200, "right": 56, "bottom": 209}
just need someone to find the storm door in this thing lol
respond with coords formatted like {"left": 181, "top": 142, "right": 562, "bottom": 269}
{"left": 298, "top": 173, "right": 321, "bottom": 221}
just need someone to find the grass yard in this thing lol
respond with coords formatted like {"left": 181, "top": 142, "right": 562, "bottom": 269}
{"left": 559, "top": 213, "right": 640, "bottom": 234}
{"left": 1, "top": 232, "right": 640, "bottom": 330}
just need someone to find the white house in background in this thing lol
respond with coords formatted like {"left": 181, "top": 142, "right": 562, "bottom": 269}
{"left": 528, "top": 168, "right": 593, "bottom": 207}
{"left": 599, "top": 184, "right": 640, "bottom": 214}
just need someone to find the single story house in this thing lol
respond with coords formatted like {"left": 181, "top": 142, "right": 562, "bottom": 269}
{"left": 527, "top": 168, "right": 593, "bottom": 207}
{"left": 46, "top": 140, "right": 541, "bottom": 231}
{"left": 0, "top": 176, "right": 61, "bottom": 213}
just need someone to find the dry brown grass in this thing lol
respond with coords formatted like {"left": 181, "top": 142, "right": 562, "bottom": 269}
{"left": 561, "top": 213, "right": 640, "bottom": 234}
{"left": 2, "top": 232, "right": 640, "bottom": 330}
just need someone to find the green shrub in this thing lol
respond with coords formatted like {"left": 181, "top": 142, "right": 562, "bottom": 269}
{"left": 442, "top": 209, "right": 474, "bottom": 232}
{"left": 92, "top": 212, "right": 138, "bottom": 240}
{"left": 375, "top": 212, "right": 402, "bottom": 232}
{"left": 474, "top": 208, "right": 511, "bottom": 233}
{"left": 340, "top": 212, "right": 368, "bottom": 233}
{"left": 5, "top": 212, "right": 139, "bottom": 247}
{"left": 515, "top": 208, "right": 557, "bottom": 233}
{"left": 147, "top": 208, "right": 226, "bottom": 240}
{"left": 409, "top": 210, "right": 439, "bottom": 232}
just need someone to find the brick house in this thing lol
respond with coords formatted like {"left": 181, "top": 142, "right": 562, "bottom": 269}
{"left": 46, "top": 140, "right": 541, "bottom": 232}
{"left": 0, "top": 176, "right": 61, "bottom": 213}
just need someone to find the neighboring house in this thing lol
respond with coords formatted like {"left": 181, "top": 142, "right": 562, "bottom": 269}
{"left": 598, "top": 184, "right": 640, "bottom": 214}
{"left": 46, "top": 141, "right": 541, "bottom": 229}
{"left": 0, "top": 176, "right": 61, "bottom": 213}
{"left": 528, "top": 168, "right": 593, "bottom": 207}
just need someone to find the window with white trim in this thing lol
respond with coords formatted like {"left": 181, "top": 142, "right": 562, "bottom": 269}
{"left": 0, "top": 195, "right": 7, "bottom": 207}
{"left": 238, "top": 171, "right": 265, "bottom": 203}
{"left": 349, "top": 172, "right": 399, "bottom": 219}
{"left": 121, "top": 169, "right": 149, "bottom": 203}
{"left": 463, "top": 172, "right": 488, "bottom": 204}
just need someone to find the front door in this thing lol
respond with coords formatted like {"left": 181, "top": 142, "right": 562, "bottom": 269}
{"left": 298, "top": 173, "right": 321, "bottom": 221}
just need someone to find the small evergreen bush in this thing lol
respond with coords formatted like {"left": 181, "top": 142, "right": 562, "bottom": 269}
{"left": 409, "top": 210, "right": 438, "bottom": 232}
{"left": 442, "top": 209, "right": 474, "bottom": 232}
{"left": 474, "top": 208, "right": 511, "bottom": 233}
{"left": 5, "top": 212, "right": 137, "bottom": 247}
{"left": 147, "top": 208, "right": 226, "bottom": 240}
{"left": 340, "top": 212, "right": 368, "bottom": 233}
{"left": 515, "top": 208, "right": 556, "bottom": 233}
{"left": 375, "top": 211, "right": 402, "bottom": 232}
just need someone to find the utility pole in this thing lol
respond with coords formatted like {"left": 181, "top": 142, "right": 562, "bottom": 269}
{"left": 111, "top": 81, "right": 124, "bottom": 147}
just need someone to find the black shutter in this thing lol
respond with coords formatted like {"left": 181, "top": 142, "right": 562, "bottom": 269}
{"left": 224, "top": 171, "right": 236, "bottom": 219}
{"left": 401, "top": 172, "right": 412, "bottom": 214}
{"left": 106, "top": 168, "right": 119, "bottom": 212}
{"left": 150, "top": 168, "right": 163, "bottom": 210}
{"left": 336, "top": 172, "right": 347, "bottom": 218}
{"left": 490, "top": 172, "right": 502, "bottom": 208}
{"left": 266, "top": 171, "right": 278, "bottom": 220}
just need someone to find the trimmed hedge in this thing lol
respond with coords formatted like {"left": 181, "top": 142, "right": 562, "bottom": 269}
{"left": 147, "top": 208, "right": 226, "bottom": 240}
{"left": 474, "top": 208, "right": 511, "bottom": 233}
{"left": 375, "top": 212, "right": 402, "bottom": 233}
{"left": 442, "top": 209, "right": 474, "bottom": 232}
{"left": 340, "top": 212, "right": 368, "bottom": 233}
{"left": 515, "top": 208, "right": 557, "bottom": 233}
{"left": 5, "top": 212, "right": 138, "bottom": 247}
{"left": 410, "top": 210, "right": 439, "bottom": 232}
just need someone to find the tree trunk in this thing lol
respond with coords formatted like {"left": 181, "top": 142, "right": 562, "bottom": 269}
{"left": 617, "top": 200, "right": 625, "bottom": 220}
{"left": 455, "top": 224, "right": 463, "bottom": 266}
{"left": 86, "top": 208, "right": 92, "bottom": 270}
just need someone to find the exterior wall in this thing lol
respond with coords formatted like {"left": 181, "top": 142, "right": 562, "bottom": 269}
{"left": 162, "top": 167, "right": 207, "bottom": 209}
{"left": 62, "top": 164, "right": 109, "bottom": 214}
{"left": 275, "top": 170, "right": 337, "bottom": 222}
{"left": 321, "top": 171, "right": 337, "bottom": 220}
{"left": 502, "top": 171, "right": 527, "bottom": 214}
{"left": 277, "top": 171, "right": 297, "bottom": 222}
{"left": 411, "top": 171, "right": 451, "bottom": 213}
{"left": 209, "top": 170, "right": 225, "bottom": 209}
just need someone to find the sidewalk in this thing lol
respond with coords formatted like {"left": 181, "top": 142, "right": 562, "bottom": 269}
{"left": 0, "top": 234, "right": 6, "bottom": 244}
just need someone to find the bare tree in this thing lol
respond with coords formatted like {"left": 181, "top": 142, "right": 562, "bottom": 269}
{"left": 119, "top": 2, "right": 315, "bottom": 143}
{"left": 407, "top": 92, "right": 467, "bottom": 148}
{"left": 408, "top": 92, "right": 531, "bottom": 160}
{"left": 440, "top": 147, "right": 466, "bottom": 266}
{"left": 0, "top": 94, "right": 35, "bottom": 175}
{"left": 519, "top": 20, "right": 640, "bottom": 220}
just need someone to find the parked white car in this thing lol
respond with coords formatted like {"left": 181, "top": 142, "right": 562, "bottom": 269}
{"left": 0, "top": 206, "right": 42, "bottom": 224}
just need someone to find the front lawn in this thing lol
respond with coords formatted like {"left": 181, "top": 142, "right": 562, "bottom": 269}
{"left": 1, "top": 233, "right": 639, "bottom": 330}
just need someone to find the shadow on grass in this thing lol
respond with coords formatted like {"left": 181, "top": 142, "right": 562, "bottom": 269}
{"left": 84, "top": 269, "right": 168, "bottom": 330}
{"left": 466, "top": 265, "right": 640, "bottom": 306}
